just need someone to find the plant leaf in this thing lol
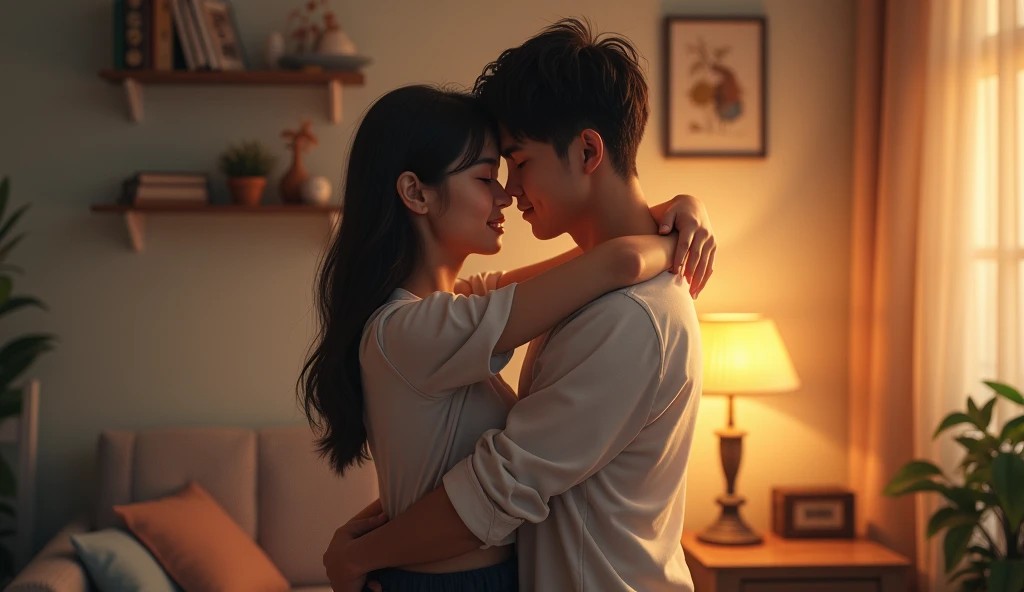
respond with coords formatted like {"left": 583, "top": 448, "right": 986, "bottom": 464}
{"left": 0, "top": 177, "right": 9, "bottom": 224}
{"left": 957, "top": 436, "right": 988, "bottom": 455}
{"left": 0, "top": 334, "right": 56, "bottom": 387}
{"left": 936, "top": 413, "right": 981, "bottom": 438}
{"left": 991, "top": 452, "right": 1024, "bottom": 531}
{"left": 980, "top": 398, "right": 997, "bottom": 431}
{"left": 0, "top": 457, "right": 16, "bottom": 499}
{"left": 0, "top": 277, "right": 10, "bottom": 309}
{"left": 969, "top": 544, "right": 996, "bottom": 559}
{"left": 0, "top": 395, "right": 21, "bottom": 420}
{"left": 0, "top": 542, "right": 12, "bottom": 581}
{"left": 885, "top": 478, "right": 947, "bottom": 497}
{"left": 0, "top": 203, "right": 28, "bottom": 254}
{"left": 1001, "top": 416, "right": 1024, "bottom": 444}
{"left": 944, "top": 523, "right": 976, "bottom": 573}
{"left": 990, "top": 559, "right": 1024, "bottom": 592}
{"left": 966, "top": 465, "right": 994, "bottom": 487}
{"left": 0, "top": 233, "right": 27, "bottom": 266}
{"left": 0, "top": 296, "right": 46, "bottom": 317}
{"left": 928, "top": 507, "right": 981, "bottom": 538}
{"left": 986, "top": 381, "right": 1024, "bottom": 405}
{"left": 968, "top": 396, "right": 981, "bottom": 420}
{"left": 949, "top": 562, "right": 987, "bottom": 583}
{"left": 883, "top": 461, "right": 945, "bottom": 495}
{"left": 945, "top": 487, "right": 985, "bottom": 512}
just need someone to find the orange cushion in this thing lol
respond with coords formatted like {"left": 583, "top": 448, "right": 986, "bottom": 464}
{"left": 114, "top": 481, "right": 290, "bottom": 592}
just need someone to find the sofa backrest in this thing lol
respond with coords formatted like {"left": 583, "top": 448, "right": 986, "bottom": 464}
{"left": 92, "top": 426, "right": 379, "bottom": 586}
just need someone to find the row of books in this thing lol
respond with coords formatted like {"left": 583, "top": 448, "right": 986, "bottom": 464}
{"left": 113, "top": 0, "right": 246, "bottom": 72}
{"left": 120, "top": 172, "right": 210, "bottom": 206}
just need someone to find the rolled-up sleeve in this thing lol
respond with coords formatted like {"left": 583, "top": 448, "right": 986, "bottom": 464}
{"left": 442, "top": 293, "right": 664, "bottom": 546}
{"left": 375, "top": 282, "right": 517, "bottom": 395}
{"left": 454, "top": 271, "right": 504, "bottom": 296}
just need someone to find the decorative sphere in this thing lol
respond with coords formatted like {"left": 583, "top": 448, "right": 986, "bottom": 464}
{"left": 301, "top": 176, "right": 332, "bottom": 205}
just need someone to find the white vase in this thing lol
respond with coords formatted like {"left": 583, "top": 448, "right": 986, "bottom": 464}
{"left": 317, "top": 29, "right": 357, "bottom": 56}
{"left": 301, "top": 176, "right": 333, "bottom": 205}
{"left": 264, "top": 32, "right": 285, "bottom": 69}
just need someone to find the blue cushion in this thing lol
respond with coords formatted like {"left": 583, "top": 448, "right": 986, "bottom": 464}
{"left": 70, "top": 528, "right": 182, "bottom": 592}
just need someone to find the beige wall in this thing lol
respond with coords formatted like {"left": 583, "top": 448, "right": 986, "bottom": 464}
{"left": 0, "top": 0, "right": 854, "bottom": 551}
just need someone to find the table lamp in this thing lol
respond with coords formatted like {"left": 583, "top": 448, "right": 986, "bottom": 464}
{"left": 697, "top": 313, "right": 801, "bottom": 545}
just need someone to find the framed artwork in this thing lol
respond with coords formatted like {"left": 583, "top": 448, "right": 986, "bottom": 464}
{"left": 663, "top": 16, "right": 767, "bottom": 157}
{"left": 200, "top": 0, "right": 247, "bottom": 71}
{"left": 771, "top": 486, "right": 855, "bottom": 539}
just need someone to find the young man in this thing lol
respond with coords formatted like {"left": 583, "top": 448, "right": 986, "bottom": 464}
{"left": 325, "top": 19, "right": 708, "bottom": 591}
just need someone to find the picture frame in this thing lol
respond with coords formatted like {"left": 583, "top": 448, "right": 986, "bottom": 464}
{"left": 199, "top": 0, "right": 247, "bottom": 71}
{"left": 771, "top": 486, "right": 855, "bottom": 539}
{"left": 663, "top": 16, "right": 767, "bottom": 157}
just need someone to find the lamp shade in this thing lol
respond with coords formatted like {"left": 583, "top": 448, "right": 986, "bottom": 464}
{"left": 699, "top": 313, "right": 800, "bottom": 395}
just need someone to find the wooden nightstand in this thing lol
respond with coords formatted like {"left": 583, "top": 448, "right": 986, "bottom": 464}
{"left": 681, "top": 531, "right": 911, "bottom": 592}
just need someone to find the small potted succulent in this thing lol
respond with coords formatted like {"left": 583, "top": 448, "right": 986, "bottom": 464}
{"left": 217, "top": 141, "right": 277, "bottom": 206}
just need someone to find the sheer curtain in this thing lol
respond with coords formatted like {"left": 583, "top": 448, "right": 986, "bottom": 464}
{"left": 850, "top": 0, "right": 1023, "bottom": 589}
{"left": 916, "top": 0, "right": 1022, "bottom": 590}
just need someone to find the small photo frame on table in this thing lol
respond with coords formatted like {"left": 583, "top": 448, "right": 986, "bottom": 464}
{"left": 663, "top": 16, "right": 767, "bottom": 157}
{"left": 772, "top": 486, "right": 855, "bottom": 539}
{"left": 200, "top": 0, "right": 247, "bottom": 70}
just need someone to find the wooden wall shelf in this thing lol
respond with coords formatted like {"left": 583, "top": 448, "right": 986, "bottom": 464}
{"left": 91, "top": 203, "right": 341, "bottom": 252}
{"left": 97, "top": 69, "right": 365, "bottom": 124}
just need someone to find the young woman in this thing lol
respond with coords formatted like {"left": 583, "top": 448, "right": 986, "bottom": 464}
{"left": 298, "top": 85, "right": 715, "bottom": 592}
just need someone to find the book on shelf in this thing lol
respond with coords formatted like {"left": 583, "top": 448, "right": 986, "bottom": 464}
{"left": 114, "top": 0, "right": 151, "bottom": 70}
{"left": 113, "top": 0, "right": 246, "bottom": 72}
{"left": 136, "top": 171, "right": 207, "bottom": 185}
{"left": 152, "top": 0, "right": 174, "bottom": 71}
{"left": 120, "top": 172, "right": 211, "bottom": 206}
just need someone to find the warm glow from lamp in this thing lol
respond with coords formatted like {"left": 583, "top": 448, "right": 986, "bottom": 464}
{"left": 695, "top": 313, "right": 801, "bottom": 546}
{"left": 700, "top": 313, "right": 801, "bottom": 395}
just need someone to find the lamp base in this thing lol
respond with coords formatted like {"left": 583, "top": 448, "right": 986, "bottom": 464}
{"left": 697, "top": 494, "right": 763, "bottom": 545}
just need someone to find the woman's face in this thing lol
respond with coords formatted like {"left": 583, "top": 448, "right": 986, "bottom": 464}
{"left": 425, "top": 135, "right": 512, "bottom": 257}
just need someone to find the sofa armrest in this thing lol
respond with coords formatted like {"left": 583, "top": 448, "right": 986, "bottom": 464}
{"left": 4, "top": 513, "right": 92, "bottom": 592}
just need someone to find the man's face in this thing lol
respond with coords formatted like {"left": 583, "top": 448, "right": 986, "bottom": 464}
{"left": 499, "top": 128, "right": 586, "bottom": 240}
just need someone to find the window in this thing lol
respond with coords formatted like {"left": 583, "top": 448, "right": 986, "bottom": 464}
{"left": 970, "top": 0, "right": 1024, "bottom": 401}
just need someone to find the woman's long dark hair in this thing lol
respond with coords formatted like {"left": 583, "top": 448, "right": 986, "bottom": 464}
{"left": 298, "top": 85, "right": 497, "bottom": 476}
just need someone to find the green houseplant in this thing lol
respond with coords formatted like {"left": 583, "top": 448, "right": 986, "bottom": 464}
{"left": 884, "top": 380, "right": 1024, "bottom": 591}
{"left": 0, "top": 176, "right": 55, "bottom": 582}
{"left": 217, "top": 141, "right": 277, "bottom": 206}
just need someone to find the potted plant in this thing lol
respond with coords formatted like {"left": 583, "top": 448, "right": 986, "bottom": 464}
{"left": 0, "top": 177, "right": 55, "bottom": 584}
{"left": 217, "top": 141, "right": 277, "bottom": 206}
{"left": 884, "top": 380, "right": 1024, "bottom": 591}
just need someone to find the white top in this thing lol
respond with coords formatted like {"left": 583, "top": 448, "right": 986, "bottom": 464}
{"left": 443, "top": 272, "right": 702, "bottom": 591}
{"left": 360, "top": 272, "right": 519, "bottom": 524}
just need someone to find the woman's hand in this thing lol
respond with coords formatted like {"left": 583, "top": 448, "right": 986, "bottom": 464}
{"left": 324, "top": 511, "right": 388, "bottom": 592}
{"left": 655, "top": 194, "right": 716, "bottom": 299}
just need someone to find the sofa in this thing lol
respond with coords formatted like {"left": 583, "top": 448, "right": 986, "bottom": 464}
{"left": 5, "top": 425, "right": 379, "bottom": 592}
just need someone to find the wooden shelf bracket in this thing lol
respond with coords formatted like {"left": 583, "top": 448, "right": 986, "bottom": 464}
{"left": 125, "top": 211, "right": 145, "bottom": 252}
{"left": 328, "top": 80, "right": 342, "bottom": 124}
{"left": 124, "top": 78, "right": 144, "bottom": 123}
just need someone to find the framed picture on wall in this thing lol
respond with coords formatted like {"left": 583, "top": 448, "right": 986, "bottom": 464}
{"left": 663, "top": 16, "right": 767, "bottom": 157}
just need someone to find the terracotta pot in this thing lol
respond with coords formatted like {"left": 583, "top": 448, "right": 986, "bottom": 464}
{"left": 228, "top": 176, "right": 267, "bottom": 206}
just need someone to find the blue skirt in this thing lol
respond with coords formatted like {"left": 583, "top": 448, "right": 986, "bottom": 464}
{"left": 365, "top": 556, "right": 518, "bottom": 592}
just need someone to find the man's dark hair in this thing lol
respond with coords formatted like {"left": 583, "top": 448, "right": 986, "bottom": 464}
{"left": 473, "top": 17, "right": 649, "bottom": 178}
